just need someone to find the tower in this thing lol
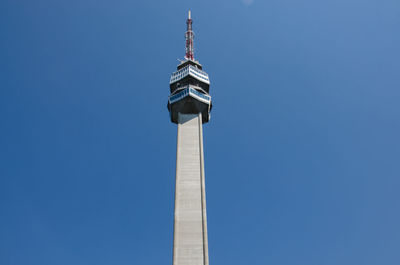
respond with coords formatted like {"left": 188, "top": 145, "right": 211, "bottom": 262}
{"left": 167, "top": 11, "right": 212, "bottom": 265}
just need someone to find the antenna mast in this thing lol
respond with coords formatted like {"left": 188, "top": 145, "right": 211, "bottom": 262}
{"left": 185, "top": 10, "right": 194, "bottom": 60}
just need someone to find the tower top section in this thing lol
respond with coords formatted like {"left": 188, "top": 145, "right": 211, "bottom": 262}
{"left": 168, "top": 11, "right": 212, "bottom": 124}
{"left": 185, "top": 10, "right": 194, "bottom": 61}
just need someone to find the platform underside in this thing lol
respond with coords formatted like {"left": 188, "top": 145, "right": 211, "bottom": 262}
{"left": 169, "top": 98, "right": 210, "bottom": 124}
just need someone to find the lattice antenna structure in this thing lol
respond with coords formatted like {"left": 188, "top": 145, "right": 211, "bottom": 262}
{"left": 185, "top": 10, "right": 194, "bottom": 60}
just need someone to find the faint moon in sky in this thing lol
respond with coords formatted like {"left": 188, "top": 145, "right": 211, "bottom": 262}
{"left": 242, "top": 0, "right": 254, "bottom": 5}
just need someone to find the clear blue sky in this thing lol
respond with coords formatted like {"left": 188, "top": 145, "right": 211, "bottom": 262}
{"left": 1, "top": 0, "right": 399, "bottom": 264}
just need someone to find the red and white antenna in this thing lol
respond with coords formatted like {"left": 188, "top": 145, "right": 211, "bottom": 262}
{"left": 185, "top": 10, "right": 194, "bottom": 61}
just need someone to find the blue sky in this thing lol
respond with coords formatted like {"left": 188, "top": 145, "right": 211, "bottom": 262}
{"left": 1, "top": 0, "right": 399, "bottom": 264}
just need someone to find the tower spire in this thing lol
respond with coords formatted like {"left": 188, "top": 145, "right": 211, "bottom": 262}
{"left": 185, "top": 10, "right": 194, "bottom": 60}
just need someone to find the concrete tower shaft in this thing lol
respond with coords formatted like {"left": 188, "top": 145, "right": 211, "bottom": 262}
{"left": 173, "top": 113, "right": 209, "bottom": 265}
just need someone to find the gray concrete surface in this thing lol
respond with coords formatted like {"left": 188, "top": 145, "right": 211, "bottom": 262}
{"left": 173, "top": 113, "right": 209, "bottom": 265}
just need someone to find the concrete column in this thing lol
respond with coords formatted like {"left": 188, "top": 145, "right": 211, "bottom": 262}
{"left": 173, "top": 113, "right": 209, "bottom": 265}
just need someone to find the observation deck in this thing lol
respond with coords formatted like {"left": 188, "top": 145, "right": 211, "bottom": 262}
{"left": 169, "top": 63, "right": 210, "bottom": 94}
{"left": 168, "top": 60, "right": 212, "bottom": 124}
